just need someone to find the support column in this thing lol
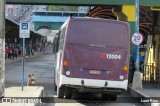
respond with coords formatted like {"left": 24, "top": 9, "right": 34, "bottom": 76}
{"left": 122, "top": 5, "right": 136, "bottom": 56}
{"left": 0, "top": 0, "right": 5, "bottom": 96}
{"left": 113, "top": 5, "right": 136, "bottom": 56}
{"left": 154, "top": 34, "right": 159, "bottom": 66}
{"left": 36, "top": 37, "right": 39, "bottom": 52}
{"left": 36, "top": 37, "right": 38, "bottom": 44}
{"left": 112, "top": 6, "right": 127, "bottom": 21}
{"left": 154, "top": 34, "right": 160, "bottom": 88}
{"left": 30, "top": 38, "right": 32, "bottom": 49}
{"left": 123, "top": 4, "right": 142, "bottom": 89}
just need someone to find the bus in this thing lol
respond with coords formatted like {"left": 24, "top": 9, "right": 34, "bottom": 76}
{"left": 53, "top": 17, "right": 130, "bottom": 100}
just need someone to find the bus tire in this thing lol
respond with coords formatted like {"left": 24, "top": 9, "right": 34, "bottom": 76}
{"left": 102, "top": 94, "right": 109, "bottom": 100}
{"left": 64, "top": 87, "right": 72, "bottom": 99}
{"left": 57, "top": 86, "right": 64, "bottom": 98}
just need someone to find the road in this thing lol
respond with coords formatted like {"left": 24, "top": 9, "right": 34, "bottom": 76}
{"left": 5, "top": 44, "right": 144, "bottom": 106}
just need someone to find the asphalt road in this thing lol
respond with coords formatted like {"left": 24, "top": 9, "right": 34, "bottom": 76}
{"left": 5, "top": 44, "right": 144, "bottom": 106}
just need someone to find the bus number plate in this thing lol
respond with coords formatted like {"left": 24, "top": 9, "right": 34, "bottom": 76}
{"left": 89, "top": 70, "right": 101, "bottom": 74}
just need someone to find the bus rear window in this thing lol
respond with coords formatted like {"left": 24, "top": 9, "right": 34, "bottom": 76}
{"left": 66, "top": 20, "right": 129, "bottom": 47}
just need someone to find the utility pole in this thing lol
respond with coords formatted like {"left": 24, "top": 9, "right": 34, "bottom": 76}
{"left": 0, "top": 0, "right": 5, "bottom": 96}
{"left": 135, "top": 0, "right": 140, "bottom": 71}
{"left": 132, "top": 0, "right": 143, "bottom": 89}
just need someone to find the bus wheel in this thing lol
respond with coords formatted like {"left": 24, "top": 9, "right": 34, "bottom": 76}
{"left": 64, "top": 87, "right": 72, "bottom": 99}
{"left": 57, "top": 86, "right": 64, "bottom": 98}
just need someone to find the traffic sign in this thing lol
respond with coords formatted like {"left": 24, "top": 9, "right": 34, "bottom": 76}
{"left": 131, "top": 32, "right": 144, "bottom": 45}
{"left": 19, "top": 22, "right": 30, "bottom": 91}
{"left": 19, "top": 22, "right": 30, "bottom": 38}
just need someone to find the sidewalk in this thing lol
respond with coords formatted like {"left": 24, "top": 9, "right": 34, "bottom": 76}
{"left": 0, "top": 86, "right": 44, "bottom": 106}
{"left": 129, "top": 85, "right": 160, "bottom": 106}
{"left": 5, "top": 43, "right": 50, "bottom": 65}
{"left": 5, "top": 52, "right": 42, "bottom": 65}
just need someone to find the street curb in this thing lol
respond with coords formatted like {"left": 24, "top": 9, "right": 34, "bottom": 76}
{"left": 128, "top": 87, "right": 160, "bottom": 106}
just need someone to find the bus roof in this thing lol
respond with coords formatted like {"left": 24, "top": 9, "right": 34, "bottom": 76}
{"left": 60, "top": 17, "right": 129, "bottom": 31}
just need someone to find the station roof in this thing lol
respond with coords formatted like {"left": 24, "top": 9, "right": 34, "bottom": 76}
{"left": 6, "top": 18, "right": 42, "bottom": 39}
{"left": 6, "top": 0, "right": 160, "bottom": 6}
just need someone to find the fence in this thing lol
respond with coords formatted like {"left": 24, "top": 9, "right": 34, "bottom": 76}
{"left": 142, "top": 64, "right": 160, "bottom": 88}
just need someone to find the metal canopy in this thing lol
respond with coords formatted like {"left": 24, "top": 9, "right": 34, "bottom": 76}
{"left": 6, "top": 18, "right": 42, "bottom": 39}
{"left": 6, "top": 0, "right": 160, "bottom": 6}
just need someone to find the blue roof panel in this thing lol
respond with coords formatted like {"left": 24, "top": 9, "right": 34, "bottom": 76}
{"left": 32, "top": 16, "right": 69, "bottom": 22}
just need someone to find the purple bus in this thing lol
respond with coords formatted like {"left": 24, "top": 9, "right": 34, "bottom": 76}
{"left": 54, "top": 17, "right": 130, "bottom": 100}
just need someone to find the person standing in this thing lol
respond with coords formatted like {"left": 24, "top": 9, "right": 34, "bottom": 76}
{"left": 12, "top": 48, "right": 15, "bottom": 60}
{"left": 9, "top": 48, "right": 12, "bottom": 59}
{"left": 31, "top": 74, "right": 35, "bottom": 86}
{"left": 132, "top": 53, "right": 144, "bottom": 72}
{"left": 18, "top": 48, "right": 21, "bottom": 58}
{"left": 15, "top": 48, "right": 18, "bottom": 59}
{"left": 27, "top": 75, "right": 32, "bottom": 86}
{"left": 5, "top": 47, "right": 9, "bottom": 59}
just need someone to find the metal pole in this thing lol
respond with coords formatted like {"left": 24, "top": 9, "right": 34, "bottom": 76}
{"left": 135, "top": 0, "right": 140, "bottom": 71}
{"left": 22, "top": 38, "right": 25, "bottom": 91}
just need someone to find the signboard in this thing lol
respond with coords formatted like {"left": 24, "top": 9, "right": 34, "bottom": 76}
{"left": 19, "top": 22, "right": 30, "bottom": 38}
{"left": 131, "top": 32, "right": 144, "bottom": 45}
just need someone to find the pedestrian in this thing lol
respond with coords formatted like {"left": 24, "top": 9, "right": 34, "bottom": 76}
{"left": 128, "top": 53, "right": 144, "bottom": 84}
{"left": 27, "top": 75, "right": 32, "bottom": 86}
{"left": 132, "top": 53, "right": 144, "bottom": 72}
{"left": 12, "top": 48, "right": 15, "bottom": 60}
{"left": 31, "top": 48, "right": 34, "bottom": 55}
{"left": 9, "top": 48, "right": 12, "bottom": 59}
{"left": 31, "top": 74, "right": 35, "bottom": 86}
{"left": 18, "top": 48, "right": 21, "bottom": 57}
{"left": 5, "top": 47, "right": 9, "bottom": 59}
{"left": 15, "top": 48, "right": 18, "bottom": 59}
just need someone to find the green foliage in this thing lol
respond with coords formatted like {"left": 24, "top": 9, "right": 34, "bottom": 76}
{"left": 47, "top": 6, "right": 78, "bottom": 11}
